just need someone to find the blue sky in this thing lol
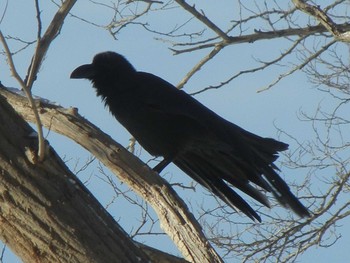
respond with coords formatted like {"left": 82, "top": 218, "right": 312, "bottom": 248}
{"left": 1, "top": 1, "right": 349, "bottom": 262}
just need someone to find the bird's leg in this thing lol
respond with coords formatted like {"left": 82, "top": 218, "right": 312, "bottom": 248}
{"left": 153, "top": 158, "right": 172, "bottom": 173}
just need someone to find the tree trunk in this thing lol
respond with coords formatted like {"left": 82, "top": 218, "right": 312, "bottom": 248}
{"left": 0, "top": 94, "right": 152, "bottom": 262}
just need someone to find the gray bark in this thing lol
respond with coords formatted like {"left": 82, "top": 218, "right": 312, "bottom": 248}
{"left": 0, "top": 93, "right": 150, "bottom": 262}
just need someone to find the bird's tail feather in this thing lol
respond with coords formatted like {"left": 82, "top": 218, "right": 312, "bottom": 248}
{"left": 174, "top": 148, "right": 309, "bottom": 221}
{"left": 175, "top": 154, "right": 264, "bottom": 222}
{"left": 262, "top": 166, "right": 310, "bottom": 217}
{"left": 191, "top": 152, "right": 271, "bottom": 207}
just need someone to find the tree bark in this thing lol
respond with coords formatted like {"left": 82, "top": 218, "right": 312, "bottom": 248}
{"left": 0, "top": 92, "right": 189, "bottom": 262}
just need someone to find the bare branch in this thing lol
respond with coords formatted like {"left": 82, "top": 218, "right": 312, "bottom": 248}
{"left": 176, "top": 44, "right": 224, "bottom": 89}
{"left": 0, "top": 0, "right": 78, "bottom": 162}
{"left": 25, "top": 0, "right": 77, "bottom": 90}
{"left": 257, "top": 39, "right": 337, "bottom": 93}
{"left": 0, "top": 31, "right": 45, "bottom": 163}
{"left": 0, "top": 93, "right": 151, "bottom": 263}
{"left": 34, "top": 0, "right": 42, "bottom": 39}
{"left": 0, "top": 0, "right": 8, "bottom": 25}
{"left": 292, "top": 0, "right": 350, "bottom": 42}
{"left": 191, "top": 35, "right": 307, "bottom": 95}
{"left": 174, "top": 0, "right": 230, "bottom": 42}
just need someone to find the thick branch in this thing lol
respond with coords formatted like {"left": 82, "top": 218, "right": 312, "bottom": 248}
{"left": 0, "top": 94, "right": 150, "bottom": 263}
{"left": 173, "top": 23, "right": 350, "bottom": 54}
{"left": 0, "top": 87, "right": 223, "bottom": 263}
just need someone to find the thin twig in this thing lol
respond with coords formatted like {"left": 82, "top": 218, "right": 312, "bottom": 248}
{"left": 25, "top": 0, "right": 77, "bottom": 90}
{"left": 0, "top": 244, "right": 6, "bottom": 263}
{"left": 191, "top": 36, "right": 307, "bottom": 95}
{"left": 0, "top": 0, "right": 8, "bottom": 24}
{"left": 34, "top": 0, "right": 42, "bottom": 39}
{"left": 0, "top": 31, "right": 45, "bottom": 162}
{"left": 177, "top": 44, "right": 224, "bottom": 89}
{"left": 174, "top": 0, "right": 230, "bottom": 42}
{"left": 257, "top": 40, "right": 337, "bottom": 93}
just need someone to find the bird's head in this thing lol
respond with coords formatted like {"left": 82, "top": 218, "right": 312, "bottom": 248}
{"left": 70, "top": 51, "right": 136, "bottom": 84}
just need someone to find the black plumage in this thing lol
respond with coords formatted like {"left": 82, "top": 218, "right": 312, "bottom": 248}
{"left": 71, "top": 51, "right": 310, "bottom": 222}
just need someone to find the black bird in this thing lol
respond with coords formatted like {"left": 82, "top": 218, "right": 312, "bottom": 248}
{"left": 71, "top": 51, "right": 310, "bottom": 222}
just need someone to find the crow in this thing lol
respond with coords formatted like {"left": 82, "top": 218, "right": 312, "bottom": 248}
{"left": 71, "top": 51, "right": 310, "bottom": 222}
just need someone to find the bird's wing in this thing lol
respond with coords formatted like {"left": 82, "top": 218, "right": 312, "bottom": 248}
{"left": 136, "top": 72, "right": 309, "bottom": 219}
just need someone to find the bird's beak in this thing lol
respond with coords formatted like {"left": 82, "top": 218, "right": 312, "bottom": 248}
{"left": 70, "top": 64, "right": 96, "bottom": 79}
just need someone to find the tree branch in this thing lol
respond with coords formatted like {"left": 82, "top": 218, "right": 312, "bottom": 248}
{"left": 0, "top": 87, "right": 223, "bottom": 263}
{"left": 25, "top": 0, "right": 77, "bottom": 89}
{"left": 176, "top": 44, "right": 224, "bottom": 89}
{"left": 174, "top": 0, "right": 230, "bottom": 42}
{"left": 0, "top": 32, "right": 45, "bottom": 162}
{"left": 0, "top": 93, "right": 151, "bottom": 263}
{"left": 292, "top": 0, "right": 350, "bottom": 42}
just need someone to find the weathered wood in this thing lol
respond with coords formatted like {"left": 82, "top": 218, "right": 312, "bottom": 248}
{"left": 0, "top": 88, "right": 222, "bottom": 262}
{"left": 0, "top": 93, "right": 151, "bottom": 262}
